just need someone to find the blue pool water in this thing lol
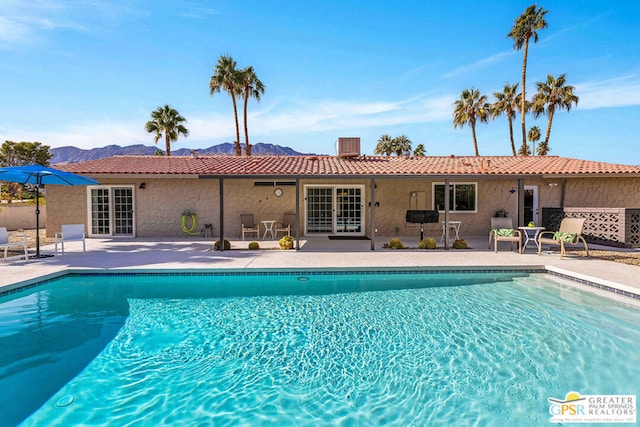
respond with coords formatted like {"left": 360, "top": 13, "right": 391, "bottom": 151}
{"left": 0, "top": 270, "right": 639, "bottom": 426}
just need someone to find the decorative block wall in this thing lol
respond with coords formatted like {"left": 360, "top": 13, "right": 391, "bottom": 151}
{"left": 542, "top": 207, "right": 640, "bottom": 248}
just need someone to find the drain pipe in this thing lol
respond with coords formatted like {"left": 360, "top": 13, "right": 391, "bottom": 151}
{"left": 295, "top": 178, "right": 300, "bottom": 250}
{"left": 218, "top": 178, "right": 225, "bottom": 251}
{"left": 444, "top": 178, "right": 450, "bottom": 250}
{"left": 370, "top": 178, "right": 376, "bottom": 251}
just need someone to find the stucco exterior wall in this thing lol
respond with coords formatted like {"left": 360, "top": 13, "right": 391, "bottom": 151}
{"left": 563, "top": 177, "right": 640, "bottom": 207}
{"left": 44, "top": 176, "right": 640, "bottom": 239}
{"left": 46, "top": 185, "right": 88, "bottom": 236}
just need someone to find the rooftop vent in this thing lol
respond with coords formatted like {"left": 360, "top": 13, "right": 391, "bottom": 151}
{"left": 336, "top": 137, "right": 360, "bottom": 158}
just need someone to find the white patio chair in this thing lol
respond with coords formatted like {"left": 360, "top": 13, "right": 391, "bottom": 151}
{"left": 240, "top": 214, "right": 259, "bottom": 240}
{"left": 54, "top": 224, "right": 86, "bottom": 255}
{"left": 488, "top": 217, "right": 522, "bottom": 254}
{"left": 538, "top": 218, "right": 589, "bottom": 260}
{"left": 1, "top": 227, "right": 28, "bottom": 262}
{"left": 275, "top": 213, "right": 296, "bottom": 238}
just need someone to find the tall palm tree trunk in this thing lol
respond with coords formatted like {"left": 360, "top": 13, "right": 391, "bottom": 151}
{"left": 165, "top": 132, "right": 171, "bottom": 157}
{"left": 243, "top": 96, "right": 251, "bottom": 156}
{"left": 544, "top": 108, "right": 555, "bottom": 145}
{"left": 520, "top": 38, "right": 529, "bottom": 155}
{"left": 508, "top": 118, "right": 516, "bottom": 156}
{"left": 471, "top": 122, "right": 480, "bottom": 156}
{"left": 231, "top": 96, "right": 241, "bottom": 156}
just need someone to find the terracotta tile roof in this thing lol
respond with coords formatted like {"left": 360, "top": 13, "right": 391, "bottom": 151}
{"left": 57, "top": 155, "right": 640, "bottom": 177}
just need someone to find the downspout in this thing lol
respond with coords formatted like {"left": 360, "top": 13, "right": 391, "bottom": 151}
{"left": 295, "top": 178, "right": 300, "bottom": 251}
{"left": 444, "top": 177, "right": 450, "bottom": 250}
{"left": 370, "top": 178, "right": 376, "bottom": 251}
{"left": 219, "top": 178, "right": 225, "bottom": 251}
{"left": 517, "top": 178, "right": 525, "bottom": 227}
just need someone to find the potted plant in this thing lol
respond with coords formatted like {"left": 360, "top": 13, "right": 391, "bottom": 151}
{"left": 279, "top": 235, "right": 294, "bottom": 250}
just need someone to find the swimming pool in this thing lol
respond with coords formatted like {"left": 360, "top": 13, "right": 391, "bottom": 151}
{"left": 1, "top": 269, "right": 639, "bottom": 426}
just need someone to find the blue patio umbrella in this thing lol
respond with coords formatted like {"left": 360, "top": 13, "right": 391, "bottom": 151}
{"left": 0, "top": 165, "right": 99, "bottom": 257}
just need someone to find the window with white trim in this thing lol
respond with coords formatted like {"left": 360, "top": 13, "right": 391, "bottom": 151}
{"left": 433, "top": 182, "right": 477, "bottom": 212}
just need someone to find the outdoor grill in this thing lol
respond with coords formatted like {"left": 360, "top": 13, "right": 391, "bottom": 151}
{"left": 405, "top": 210, "right": 440, "bottom": 241}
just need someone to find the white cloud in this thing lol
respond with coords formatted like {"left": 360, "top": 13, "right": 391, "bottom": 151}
{"left": 443, "top": 51, "right": 515, "bottom": 79}
{"left": 0, "top": 0, "right": 142, "bottom": 48}
{"left": 0, "top": 92, "right": 458, "bottom": 149}
{"left": 576, "top": 74, "right": 640, "bottom": 110}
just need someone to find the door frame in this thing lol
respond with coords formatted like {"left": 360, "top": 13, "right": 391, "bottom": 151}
{"left": 304, "top": 184, "right": 365, "bottom": 236}
{"left": 524, "top": 185, "right": 539, "bottom": 226}
{"left": 86, "top": 185, "right": 136, "bottom": 237}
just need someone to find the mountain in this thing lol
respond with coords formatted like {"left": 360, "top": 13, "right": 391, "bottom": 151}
{"left": 50, "top": 143, "right": 313, "bottom": 164}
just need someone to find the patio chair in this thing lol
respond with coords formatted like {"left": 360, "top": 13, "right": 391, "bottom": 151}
{"left": 54, "top": 224, "right": 86, "bottom": 255}
{"left": 275, "top": 213, "right": 296, "bottom": 238}
{"left": 1, "top": 227, "right": 28, "bottom": 262}
{"left": 488, "top": 217, "right": 522, "bottom": 254}
{"left": 240, "top": 214, "right": 259, "bottom": 240}
{"left": 537, "top": 218, "right": 589, "bottom": 260}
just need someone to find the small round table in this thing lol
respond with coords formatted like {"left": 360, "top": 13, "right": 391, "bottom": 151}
{"left": 261, "top": 220, "right": 276, "bottom": 240}
{"left": 440, "top": 221, "right": 462, "bottom": 243}
{"left": 518, "top": 226, "right": 545, "bottom": 251}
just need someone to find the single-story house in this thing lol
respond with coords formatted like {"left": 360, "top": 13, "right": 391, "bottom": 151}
{"left": 50, "top": 141, "right": 640, "bottom": 249}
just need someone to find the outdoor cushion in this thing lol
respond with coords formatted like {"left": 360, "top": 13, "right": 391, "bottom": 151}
{"left": 553, "top": 232, "right": 577, "bottom": 243}
{"left": 494, "top": 228, "right": 514, "bottom": 237}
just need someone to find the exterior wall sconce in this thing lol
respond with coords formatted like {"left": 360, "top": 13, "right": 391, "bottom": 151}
{"left": 139, "top": 183, "right": 146, "bottom": 189}
{"left": 410, "top": 191, "right": 417, "bottom": 198}
{"left": 548, "top": 182, "right": 559, "bottom": 188}
{"left": 509, "top": 188, "right": 516, "bottom": 194}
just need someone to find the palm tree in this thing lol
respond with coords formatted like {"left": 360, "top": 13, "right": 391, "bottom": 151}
{"left": 532, "top": 73, "right": 579, "bottom": 149}
{"left": 508, "top": 4, "right": 548, "bottom": 155}
{"left": 210, "top": 55, "right": 242, "bottom": 156}
{"left": 239, "top": 66, "right": 265, "bottom": 156}
{"left": 517, "top": 143, "right": 531, "bottom": 156}
{"left": 527, "top": 125, "right": 541, "bottom": 155}
{"left": 374, "top": 134, "right": 394, "bottom": 156}
{"left": 413, "top": 144, "right": 426, "bottom": 156}
{"left": 144, "top": 105, "right": 189, "bottom": 157}
{"left": 491, "top": 83, "right": 520, "bottom": 156}
{"left": 393, "top": 135, "right": 412, "bottom": 156}
{"left": 453, "top": 87, "right": 490, "bottom": 157}
{"left": 537, "top": 140, "right": 550, "bottom": 156}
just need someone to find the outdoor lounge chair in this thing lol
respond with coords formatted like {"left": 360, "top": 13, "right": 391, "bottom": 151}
{"left": 488, "top": 217, "right": 522, "bottom": 254}
{"left": 275, "top": 213, "right": 296, "bottom": 238}
{"left": 54, "top": 224, "right": 86, "bottom": 255}
{"left": 0, "top": 227, "right": 28, "bottom": 262}
{"left": 537, "top": 217, "right": 589, "bottom": 260}
{"left": 240, "top": 214, "right": 259, "bottom": 240}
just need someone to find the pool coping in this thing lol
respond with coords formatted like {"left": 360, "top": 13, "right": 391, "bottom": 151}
{"left": 2, "top": 265, "right": 639, "bottom": 304}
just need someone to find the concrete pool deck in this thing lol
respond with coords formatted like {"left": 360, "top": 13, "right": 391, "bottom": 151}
{"left": 1, "top": 235, "right": 639, "bottom": 303}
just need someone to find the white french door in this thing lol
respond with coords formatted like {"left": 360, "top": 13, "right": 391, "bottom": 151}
{"left": 524, "top": 185, "right": 539, "bottom": 226}
{"left": 305, "top": 185, "right": 364, "bottom": 235}
{"left": 87, "top": 186, "right": 135, "bottom": 237}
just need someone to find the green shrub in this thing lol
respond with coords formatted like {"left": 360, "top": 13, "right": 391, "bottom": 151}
{"left": 452, "top": 239, "right": 468, "bottom": 249}
{"left": 388, "top": 238, "right": 405, "bottom": 249}
{"left": 418, "top": 238, "right": 437, "bottom": 249}
{"left": 214, "top": 239, "right": 231, "bottom": 250}
{"left": 248, "top": 241, "right": 260, "bottom": 250}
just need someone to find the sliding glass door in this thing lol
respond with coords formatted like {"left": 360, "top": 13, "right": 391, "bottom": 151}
{"left": 305, "top": 185, "right": 364, "bottom": 235}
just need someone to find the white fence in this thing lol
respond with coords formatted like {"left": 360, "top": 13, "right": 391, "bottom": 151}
{"left": 0, "top": 202, "right": 47, "bottom": 230}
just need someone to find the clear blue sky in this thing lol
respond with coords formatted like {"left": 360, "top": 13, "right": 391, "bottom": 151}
{"left": 1, "top": 0, "right": 638, "bottom": 164}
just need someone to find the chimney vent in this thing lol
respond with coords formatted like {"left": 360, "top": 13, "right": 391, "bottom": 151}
{"left": 336, "top": 137, "right": 360, "bottom": 158}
